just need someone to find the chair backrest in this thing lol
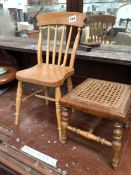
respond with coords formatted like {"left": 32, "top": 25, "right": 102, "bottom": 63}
{"left": 86, "top": 15, "right": 116, "bottom": 43}
{"left": 36, "top": 12, "right": 85, "bottom": 68}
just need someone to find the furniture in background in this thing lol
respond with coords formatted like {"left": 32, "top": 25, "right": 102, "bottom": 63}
{"left": 112, "top": 26, "right": 126, "bottom": 37}
{"left": 15, "top": 12, "right": 85, "bottom": 141}
{"left": 112, "top": 31, "right": 131, "bottom": 46}
{"left": 80, "top": 26, "right": 90, "bottom": 43}
{"left": 27, "top": 26, "right": 66, "bottom": 40}
{"left": 8, "top": 8, "right": 18, "bottom": 25}
{"left": 119, "top": 18, "right": 131, "bottom": 29}
{"left": 0, "top": 65, "right": 16, "bottom": 85}
{"left": 60, "top": 78, "right": 131, "bottom": 169}
{"left": 86, "top": 15, "right": 116, "bottom": 44}
{"left": 0, "top": 50, "right": 17, "bottom": 85}
{"left": 27, "top": 30, "right": 39, "bottom": 39}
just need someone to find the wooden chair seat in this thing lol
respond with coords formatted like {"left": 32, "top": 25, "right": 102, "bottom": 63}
{"left": 60, "top": 78, "right": 131, "bottom": 121}
{"left": 60, "top": 78, "right": 131, "bottom": 169}
{"left": 16, "top": 64, "right": 74, "bottom": 87}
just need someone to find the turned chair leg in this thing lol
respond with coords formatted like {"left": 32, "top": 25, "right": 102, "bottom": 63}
{"left": 15, "top": 80, "right": 23, "bottom": 125}
{"left": 61, "top": 107, "right": 69, "bottom": 144}
{"left": 45, "top": 87, "right": 49, "bottom": 105}
{"left": 55, "top": 87, "right": 62, "bottom": 142}
{"left": 67, "top": 77, "right": 74, "bottom": 112}
{"left": 112, "top": 122, "right": 123, "bottom": 170}
{"left": 67, "top": 77, "right": 73, "bottom": 93}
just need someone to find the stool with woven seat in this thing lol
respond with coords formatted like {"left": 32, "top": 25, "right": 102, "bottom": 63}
{"left": 60, "top": 78, "right": 131, "bottom": 169}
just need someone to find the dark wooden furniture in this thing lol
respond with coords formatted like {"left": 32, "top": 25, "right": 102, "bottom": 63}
{"left": 15, "top": 12, "right": 85, "bottom": 142}
{"left": 86, "top": 15, "right": 116, "bottom": 43}
{"left": 0, "top": 37, "right": 131, "bottom": 86}
{"left": 0, "top": 66, "right": 16, "bottom": 85}
{"left": 0, "top": 37, "right": 131, "bottom": 87}
{"left": 0, "top": 38, "right": 131, "bottom": 66}
{"left": 60, "top": 78, "right": 131, "bottom": 169}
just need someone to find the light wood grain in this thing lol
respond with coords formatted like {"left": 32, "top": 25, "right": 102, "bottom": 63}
{"left": 37, "top": 12, "right": 85, "bottom": 27}
{"left": 86, "top": 15, "right": 116, "bottom": 43}
{"left": 15, "top": 12, "right": 85, "bottom": 140}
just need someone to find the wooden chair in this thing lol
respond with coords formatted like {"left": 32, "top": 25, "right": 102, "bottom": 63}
{"left": 15, "top": 12, "right": 85, "bottom": 141}
{"left": 60, "top": 78, "right": 131, "bottom": 169}
{"left": 86, "top": 15, "right": 116, "bottom": 43}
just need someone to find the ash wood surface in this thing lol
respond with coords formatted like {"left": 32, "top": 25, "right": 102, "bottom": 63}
{"left": 16, "top": 64, "right": 74, "bottom": 87}
{"left": 14, "top": 12, "right": 85, "bottom": 143}
{"left": 37, "top": 12, "right": 85, "bottom": 27}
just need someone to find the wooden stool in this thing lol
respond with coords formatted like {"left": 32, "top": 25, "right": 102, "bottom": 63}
{"left": 60, "top": 78, "right": 131, "bottom": 169}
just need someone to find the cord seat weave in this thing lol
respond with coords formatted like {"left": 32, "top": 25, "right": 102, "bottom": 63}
{"left": 60, "top": 78, "right": 131, "bottom": 121}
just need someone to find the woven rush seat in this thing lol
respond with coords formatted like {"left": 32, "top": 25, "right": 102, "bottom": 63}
{"left": 60, "top": 78, "right": 131, "bottom": 169}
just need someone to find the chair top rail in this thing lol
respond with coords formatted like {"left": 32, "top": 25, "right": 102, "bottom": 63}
{"left": 86, "top": 15, "right": 116, "bottom": 25}
{"left": 37, "top": 12, "right": 86, "bottom": 27}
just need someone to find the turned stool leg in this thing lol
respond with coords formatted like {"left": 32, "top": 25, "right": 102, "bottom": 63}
{"left": 61, "top": 107, "right": 69, "bottom": 144}
{"left": 45, "top": 87, "right": 49, "bottom": 105}
{"left": 15, "top": 80, "right": 23, "bottom": 125}
{"left": 112, "top": 122, "right": 123, "bottom": 170}
{"left": 125, "top": 120, "right": 131, "bottom": 130}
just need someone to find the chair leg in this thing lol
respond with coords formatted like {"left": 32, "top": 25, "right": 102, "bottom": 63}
{"left": 67, "top": 77, "right": 75, "bottom": 112}
{"left": 67, "top": 77, "right": 73, "bottom": 93}
{"left": 55, "top": 87, "right": 62, "bottom": 142}
{"left": 45, "top": 87, "right": 49, "bottom": 105}
{"left": 61, "top": 106, "right": 69, "bottom": 144}
{"left": 15, "top": 80, "right": 23, "bottom": 125}
{"left": 112, "top": 122, "right": 122, "bottom": 170}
